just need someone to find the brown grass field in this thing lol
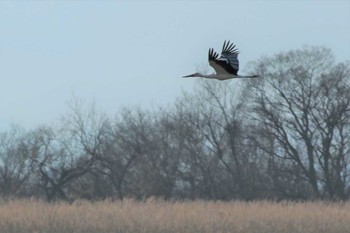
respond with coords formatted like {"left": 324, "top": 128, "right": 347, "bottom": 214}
{"left": 0, "top": 199, "right": 349, "bottom": 233}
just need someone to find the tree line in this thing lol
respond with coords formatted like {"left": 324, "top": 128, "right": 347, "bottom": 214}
{"left": 1, "top": 46, "right": 349, "bottom": 201}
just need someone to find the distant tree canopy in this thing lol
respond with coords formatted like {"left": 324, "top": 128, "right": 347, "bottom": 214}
{"left": 0, "top": 46, "right": 349, "bottom": 201}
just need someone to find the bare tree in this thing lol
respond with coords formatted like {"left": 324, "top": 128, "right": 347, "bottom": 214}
{"left": 248, "top": 46, "right": 350, "bottom": 200}
{"left": 171, "top": 80, "right": 267, "bottom": 200}
{"left": 0, "top": 126, "right": 37, "bottom": 197}
{"left": 109, "top": 108, "right": 181, "bottom": 200}
{"left": 92, "top": 108, "right": 148, "bottom": 200}
{"left": 35, "top": 99, "right": 108, "bottom": 201}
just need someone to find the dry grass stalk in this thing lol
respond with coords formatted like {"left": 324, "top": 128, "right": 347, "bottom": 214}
{"left": 0, "top": 199, "right": 349, "bottom": 233}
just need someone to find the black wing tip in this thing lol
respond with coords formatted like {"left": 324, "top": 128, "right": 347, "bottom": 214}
{"left": 222, "top": 40, "right": 239, "bottom": 54}
{"left": 208, "top": 48, "right": 219, "bottom": 60}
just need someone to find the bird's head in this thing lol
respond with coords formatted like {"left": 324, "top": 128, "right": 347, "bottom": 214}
{"left": 182, "top": 72, "right": 200, "bottom": 78}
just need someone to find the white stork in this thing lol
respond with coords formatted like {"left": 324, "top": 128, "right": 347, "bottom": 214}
{"left": 183, "top": 40, "right": 259, "bottom": 80}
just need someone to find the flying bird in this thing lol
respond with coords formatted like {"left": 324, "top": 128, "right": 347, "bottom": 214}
{"left": 183, "top": 40, "right": 259, "bottom": 80}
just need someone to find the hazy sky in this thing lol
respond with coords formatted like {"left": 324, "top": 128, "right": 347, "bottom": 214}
{"left": 0, "top": 0, "right": 349, "bottom": 131}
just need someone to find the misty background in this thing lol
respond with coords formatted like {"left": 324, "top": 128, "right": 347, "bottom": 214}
{"left": 0, "top": 1, "right": 349, "bottom": 201}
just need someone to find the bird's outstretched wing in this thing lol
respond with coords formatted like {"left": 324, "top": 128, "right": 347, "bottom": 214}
{"left": 208, "top": 40, "right": 239, "bottom": 75}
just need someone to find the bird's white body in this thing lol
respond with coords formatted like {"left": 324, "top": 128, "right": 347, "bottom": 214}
{"left": 199, "top": 73, "right": 234, "bottom": 80}
{"left": 183, "top": 40, "right": 259, "bottom": 80}
{"left": 183, "top": 72, "right": 258, "bottom": 80}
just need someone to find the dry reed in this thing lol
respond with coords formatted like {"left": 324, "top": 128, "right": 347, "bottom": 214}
{"left": 0, "top": 198, "right": 349, "bottom": 233}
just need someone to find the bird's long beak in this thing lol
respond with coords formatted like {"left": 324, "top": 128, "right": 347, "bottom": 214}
{"left": 182, "top": 73, "right": 196, "bottom": 78}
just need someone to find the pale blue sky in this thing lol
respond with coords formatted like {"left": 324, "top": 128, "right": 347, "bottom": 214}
{"left": 0, "top": 0, "right": 349, "bottom": 130}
